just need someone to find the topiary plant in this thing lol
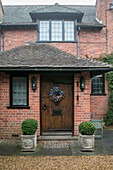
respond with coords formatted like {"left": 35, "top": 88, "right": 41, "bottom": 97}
{"left": 79, "top": 121, "right": 96, "bottom": 135}
{"left": 21, "top": 119, "right": 38, "bottom": 135}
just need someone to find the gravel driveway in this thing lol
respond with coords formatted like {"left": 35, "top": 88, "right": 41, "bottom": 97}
{"left": 0, "top": 130, "right": 113, "bottom": 169}
{"left": 0, "top": 155, "right": 113, "bottom": 169}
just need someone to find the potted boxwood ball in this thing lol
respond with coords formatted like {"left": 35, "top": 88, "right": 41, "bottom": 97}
{"left": 21, "top": 119, "right": 38, "bottom": 152}
{"left": 79, "top": 121, "right": 96, "bottom": 151}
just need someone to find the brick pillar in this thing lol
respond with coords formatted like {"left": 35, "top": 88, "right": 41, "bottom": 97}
{"left": 29, "top": 74, "right": 40, "bottom": 137}
{"left": 74, "top": 72, "right": 91, "bottom": 136}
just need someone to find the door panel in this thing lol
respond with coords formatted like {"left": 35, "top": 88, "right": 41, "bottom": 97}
{"left": 41, "top": 75, "right": 73, "bottom": 132}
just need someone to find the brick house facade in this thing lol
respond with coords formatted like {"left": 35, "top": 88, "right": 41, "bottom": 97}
{"left": 0, "top": 0, "right": 113, "bottom": 139}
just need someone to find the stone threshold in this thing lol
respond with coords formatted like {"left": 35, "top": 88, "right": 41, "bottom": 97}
{"left": 38, "top": 136, "right": 78, "bottom": 141}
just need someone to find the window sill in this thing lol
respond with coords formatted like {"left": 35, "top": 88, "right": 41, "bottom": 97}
{"left": 90, "top": 93, "right": 106, "bottom": 96}
{"left": 36, "top": 41, "right": 77, "bottom": 43}
{"left": 7, "top": 106, "right": 30, "bottom": 109}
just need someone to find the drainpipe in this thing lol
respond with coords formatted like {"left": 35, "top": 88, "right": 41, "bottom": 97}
{"left": 1, "top": 31, "right": 3, "bottom": 52}
{"left": 36, "top": 19, "right": 39, "bottom": 42}
{"left": 77, "top": 26, "right": 80, "bottom": 56}
{"left": 105, "top": 8, "right": 110, "bottom": 54}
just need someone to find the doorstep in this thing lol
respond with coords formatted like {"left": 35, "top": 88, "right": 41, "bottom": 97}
{"left": 38, "top": 136, "right": 78, "bottom": 141}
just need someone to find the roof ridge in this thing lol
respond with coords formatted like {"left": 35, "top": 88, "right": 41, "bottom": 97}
{"left": 3, "top": 5, "right": 95, "bottom": 7}
{"left": 30, "top": 4, "right": 83, "bottom": 13}
{"left": 58, "top": 4, "right": 83, "bottom": 13}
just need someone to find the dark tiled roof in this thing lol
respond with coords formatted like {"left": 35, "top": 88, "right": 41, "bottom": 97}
{"left": 31, "top": 3, "right": 82, "bottom": 13}
{"left": 2, "top": 4, "right": 103, "bottom": 26}
{"left": 0, "top": 43, "right": 111, "bottom": 71}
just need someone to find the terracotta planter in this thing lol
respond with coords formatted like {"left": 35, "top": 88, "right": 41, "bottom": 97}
{"left": 21, "top": 133, "right": 37, "bottom": 152}
{"left": 79, "top": 133, "right": 95, "bottom": 151}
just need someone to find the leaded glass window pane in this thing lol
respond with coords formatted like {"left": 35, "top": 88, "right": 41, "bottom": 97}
{"left": 92, "top": 75, "right": 104, "bottom": 94}
{"left": 51, "top": 21, "right": 62, "bottom": 41}
{"left": 12, "top": 77, "right": 27, "bottom": 105}
{"left": 40, "top": 21, "right": 49, "bottom": 41}
{"left": 64, "top": 21, "right": 74, "bottom": 41}
{"left": 39, "top": 20, "right": 75, "bottom": 41}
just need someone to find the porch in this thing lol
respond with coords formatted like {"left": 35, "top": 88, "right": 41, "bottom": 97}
{"left": 0, "top": 43, "right": 112, "bottom": 139}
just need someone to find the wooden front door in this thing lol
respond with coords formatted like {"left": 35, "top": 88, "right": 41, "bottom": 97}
{"left": 41, "top": 74, "right": 73, "bottom": 134}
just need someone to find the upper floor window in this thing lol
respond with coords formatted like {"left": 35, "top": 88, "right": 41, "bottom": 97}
{"left": 40, "top": 21, "right": 49, "bottom": 41}
{"left": 51, "top": 21, "right": 62, "bottom": 41}
{"left": 39, "top": 20, "right": 75, "bottom": 42}
{"left": 91, "top": 74, "right": 105, "bottom": 95}
{"left": 64, "top": 21, "right": 74, "bottom": 41}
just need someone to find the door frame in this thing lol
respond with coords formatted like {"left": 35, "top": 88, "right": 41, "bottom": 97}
{"left": 40, "top": 72, "right": 74, "bottom": 136}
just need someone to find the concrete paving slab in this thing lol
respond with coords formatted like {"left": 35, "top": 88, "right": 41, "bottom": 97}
{"left": 0, "top": 130, "right": 113, "bottom": 156}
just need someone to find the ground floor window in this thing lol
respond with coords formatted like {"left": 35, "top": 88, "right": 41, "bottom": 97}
{"left": 91, "top": 74, "right": 105, "bottom": 94}
{"left": 10, "top": 75, "right": 28, "bottom": 106}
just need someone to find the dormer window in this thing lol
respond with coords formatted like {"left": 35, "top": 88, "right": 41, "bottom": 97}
{"left": 38, "top": 20, "right": 76, "bottom": 42}
{"left": 30, "top": 3, "right": 84, "bottom": 42}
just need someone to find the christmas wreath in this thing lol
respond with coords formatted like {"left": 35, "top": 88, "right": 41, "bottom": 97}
{"left": 49, "top": 86, "right": 64, "bottom": 103}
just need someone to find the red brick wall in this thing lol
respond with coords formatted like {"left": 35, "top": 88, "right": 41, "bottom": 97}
{"left": 78, "top": 28, "right": 106, "bottom": 58}
{"left": 96, "top": 0, "right": 112, "bottom": 24}
{"left": 49, "top": 27, "right": 107, "bottom": 58}
{"left": 1, "top": 27, "right": 107, "bottom": 59}
{"left": 96, "top": 0, "right": 101, "bottom": 21}
{"left": 50, "top": 42, "right": 77, "bottom": 55}
{"left": 74, "top": 72, "right": 91, "bottom": 136}
{"left": 107, "top": 9, "right": 113, "bottom": 54}
{"left": 3, "top": 30, "right": 37, "bottom": 51}
{"left": 0, "top": 72, "right": 40, "bottom": 139}
{"left": 96, "top": 0, "right": 113, "bottom": 54}
{"left": 90, "top": 78, "right": 110, "bottom": 119}
{"left": 96, "top": 0, "right": 106, "bottom": 25}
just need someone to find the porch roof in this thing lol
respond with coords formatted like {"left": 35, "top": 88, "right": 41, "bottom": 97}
{"left": 0, "top": 43, "right": 112, "bottom": 73}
